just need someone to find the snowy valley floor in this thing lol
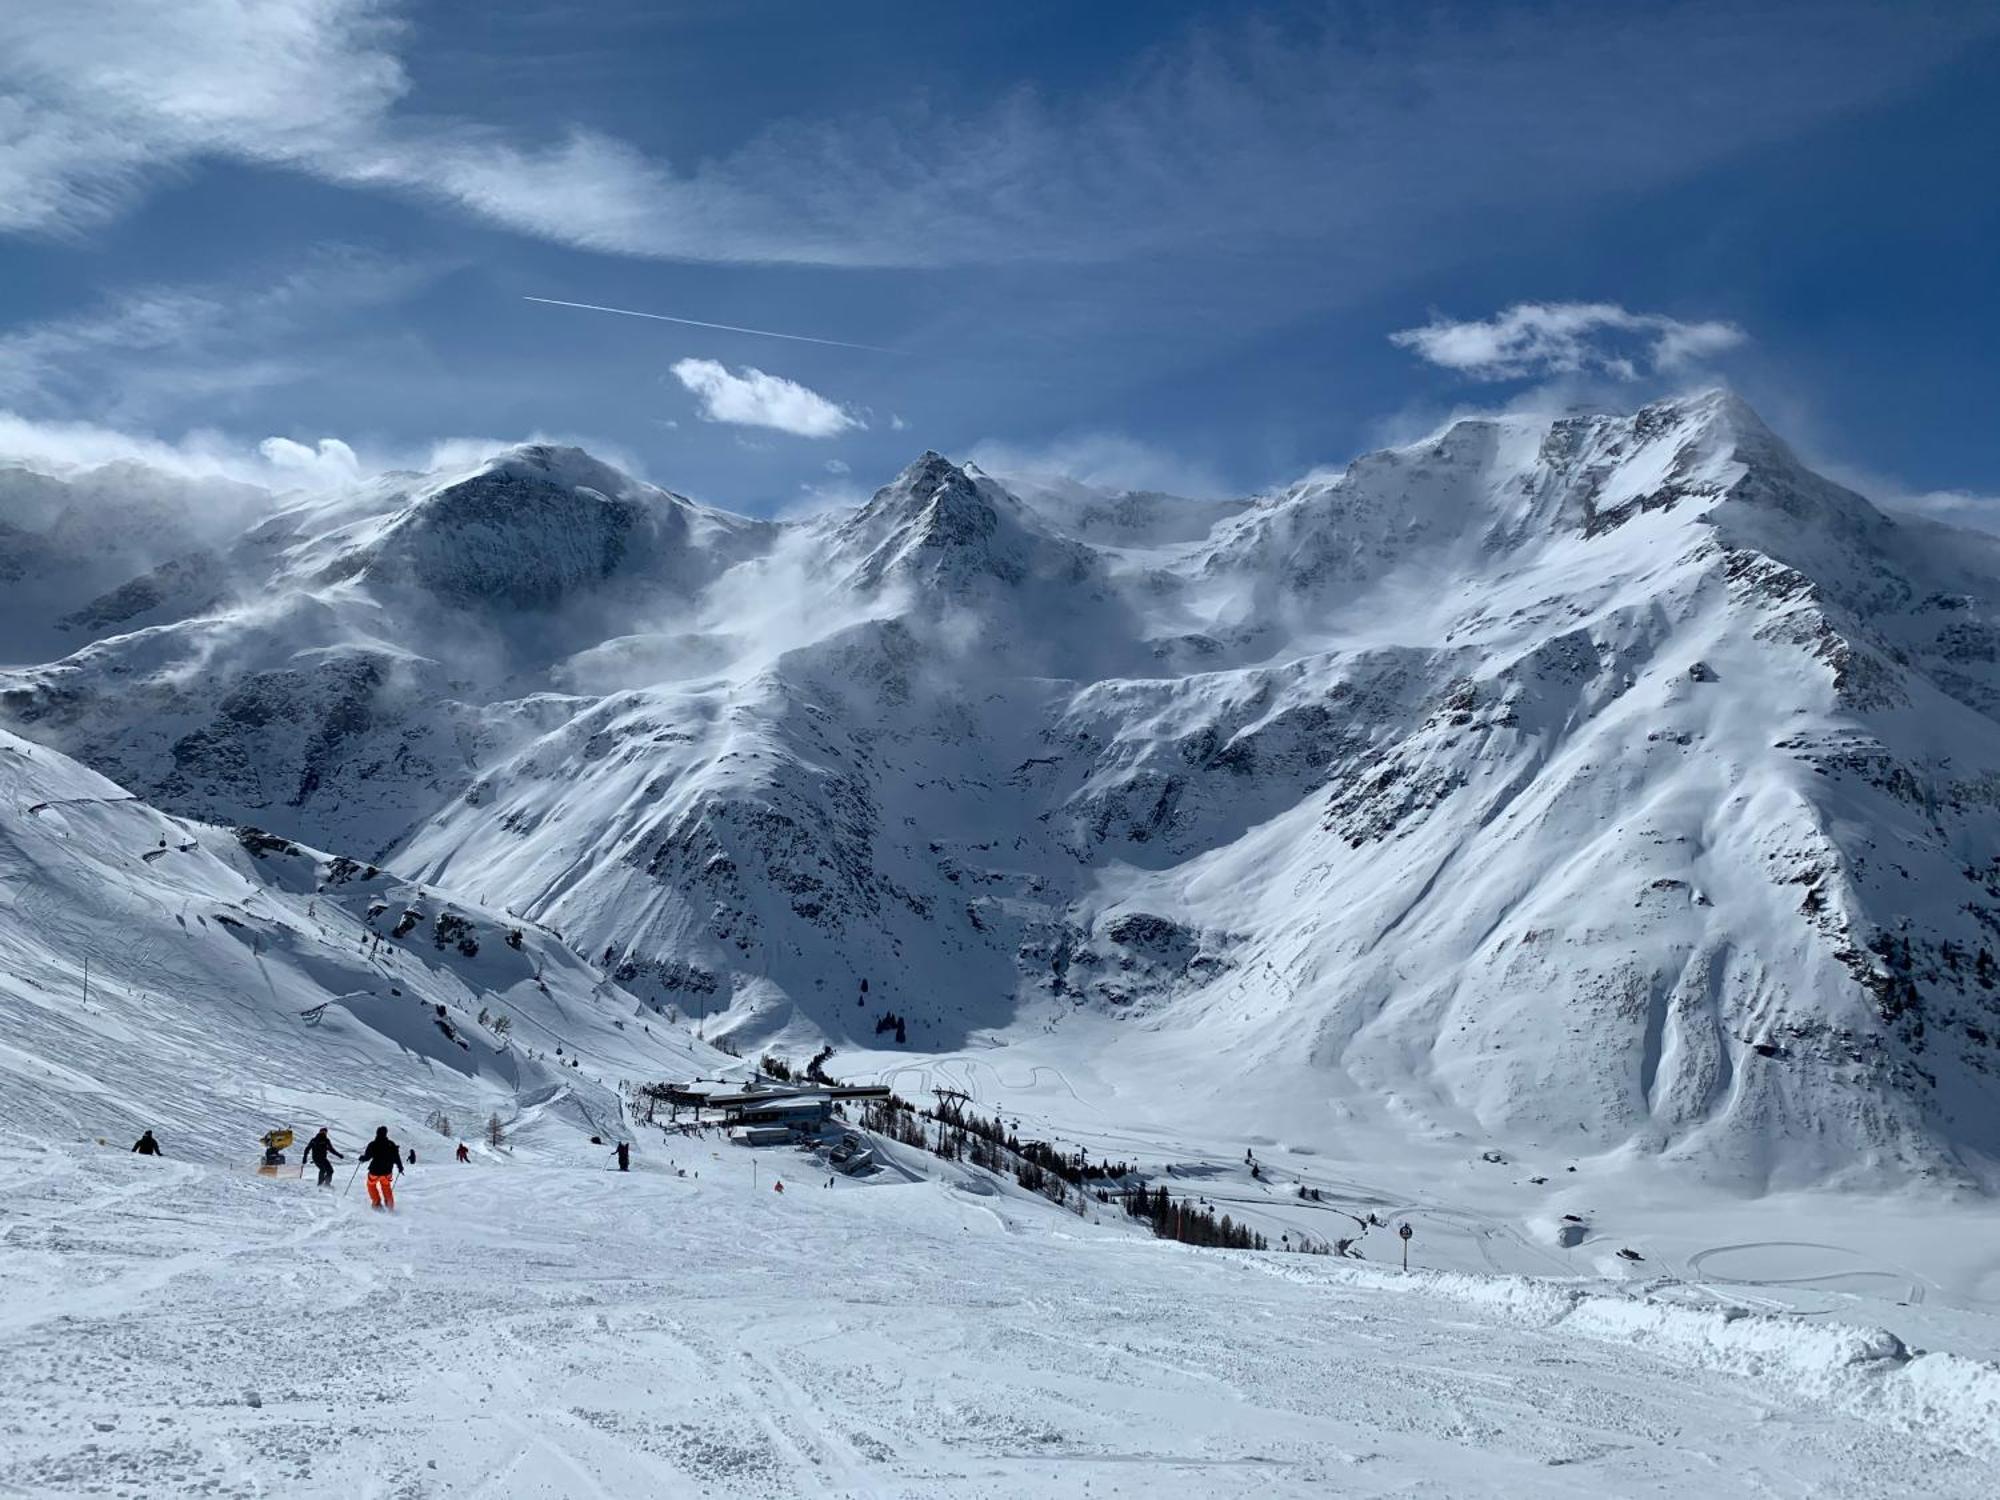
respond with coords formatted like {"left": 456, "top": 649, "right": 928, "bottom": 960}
{"left": 3, "top": 1137, "right": 1996, "bottom": 1499}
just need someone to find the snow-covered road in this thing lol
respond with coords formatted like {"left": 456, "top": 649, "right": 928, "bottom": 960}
{"left": 2, "top": 1138, "right": 1992, "bottom": 1498}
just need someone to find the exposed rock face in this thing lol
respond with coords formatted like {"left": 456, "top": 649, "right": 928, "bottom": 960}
{"left": 8, "top": 395, "right": 2000, "bottom": 1187}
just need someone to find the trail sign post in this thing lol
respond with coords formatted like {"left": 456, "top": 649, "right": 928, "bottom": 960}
{"left": 1398, "top": 1220, "right": 1413, "bottom": 1270}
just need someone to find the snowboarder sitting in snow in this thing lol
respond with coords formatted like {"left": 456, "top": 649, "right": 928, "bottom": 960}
{"left": 131, "top": 1130, "right": 161, "bottom": 1156}
{"left": 359, "top": 1126, "right": 404, "bottom": 1210}
{"left": 304, "top": 1127, "right": 342, "bottom": 1188}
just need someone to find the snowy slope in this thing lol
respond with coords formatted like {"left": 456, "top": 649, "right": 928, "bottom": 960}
{"left": 3, "top": 1136, "right": 1997, "bottom": 1497}
{"left": 0, "top": 728, "right": 732, "bottom": 1161}
{"left": 6, "top": 391, "right": 2000, "bottom": 1192}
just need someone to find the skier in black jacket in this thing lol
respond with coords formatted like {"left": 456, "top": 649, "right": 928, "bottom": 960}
{"left": 304, "top": 1128, "right": 342, "bottom": 1187}
{"left": 359, "top": 1126, "right": 404, "bottom": 1210}
{"left": 131, "top": 1130, "right": 161, "bottom": 1156}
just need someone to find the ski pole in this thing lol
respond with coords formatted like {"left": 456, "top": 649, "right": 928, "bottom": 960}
{"left": 342, "top": 1161, "right": 363, "bottom": 1199}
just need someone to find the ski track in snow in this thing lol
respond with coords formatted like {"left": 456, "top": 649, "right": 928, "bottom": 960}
{"left": 0, "top": 1139, "right": 1995, "bottom": 1499}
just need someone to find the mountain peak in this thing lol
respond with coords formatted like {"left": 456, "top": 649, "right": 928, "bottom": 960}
{"left": 465, "top": 443, "right": 645, "bottom": 502}
{"left": 821, "top": 450, "right": 1117, "bottom": 603}
{"left": 874, "top": 450, "right": 982, "bottom": 512}
{"left": 845, "top": 450, "right": 1003, "bottom": 543}
{"left": 1623, "top": 386, "right": 1771, "bottom": 450}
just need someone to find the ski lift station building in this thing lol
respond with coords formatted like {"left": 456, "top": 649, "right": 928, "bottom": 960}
{"left": 723, "top": 1096, "right": 837, "bottom": 1130}
{"left": 697, "top": 1083, "right": 893, "bottom": 1132}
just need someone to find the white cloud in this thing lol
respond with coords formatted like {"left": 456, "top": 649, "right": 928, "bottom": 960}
{"left": 0, "top": 412, "right": 363, "bottom": 491}
{"left": 670, "top": 359, "right": 860, "bottom": 438}
{"left": 0, "top": 411, "right": 257, "bottom": 480}
{"left": 1391, "top": 302, "right": 1747, "bottom": 382}
{"left": 1878, "top": 488, "right": 2000, "bottom": 532}
{"left": 823, "top": 458, "right": 850, "bottom": 475}
{"left": 1804, "top": 455, "right": 2000, "bottom": 535}
{"left": 0, "top": 2, "right": 1986, "bottom": 268}
{"left": 0, "top": 410, "right": 657, "bottom": 505}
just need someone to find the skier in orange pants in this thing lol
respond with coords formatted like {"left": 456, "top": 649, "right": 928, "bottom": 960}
{"left": 359, "top": 1125, "right": 404, "bottom": 1210}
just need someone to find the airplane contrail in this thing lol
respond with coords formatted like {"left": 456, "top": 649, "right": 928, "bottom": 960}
{"left": 523, "top": 296, "right": 892, "bottom": 353}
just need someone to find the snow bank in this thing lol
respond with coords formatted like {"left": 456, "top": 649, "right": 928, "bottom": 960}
{"left": 1236, "top": 1253, "right": 2000, "bottom": 1459}
{"left": 1562, "top": 1294, "right": 2000, "bottom": 1462}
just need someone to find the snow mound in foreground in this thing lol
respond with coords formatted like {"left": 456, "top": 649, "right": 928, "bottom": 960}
{"left": 1243, "top": 1254, "right": 2000, "bottom": 1462}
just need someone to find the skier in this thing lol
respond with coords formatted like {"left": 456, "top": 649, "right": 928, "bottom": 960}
{"left": 455, "top": 1142, "right": 470, "bottom": 1164}
{"left": 614, "top": 1141, "right": 631, "bottom": 1172}
{"left": 359, "top": 1126, "right": 404, "bottom": 1211}
{"left": 131, "top": 1130, "right": 161, "bottom": 1156}
{"left": 408, "top": 1147, "right": 417, "bottom": 1166}
{"left": 303, "top": 1128, "right": 342, "bottom": 1187}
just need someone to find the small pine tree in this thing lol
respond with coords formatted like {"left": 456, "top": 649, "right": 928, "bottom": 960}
{"left": 485, "top": 1112, "right": 505, "bottom": 1148}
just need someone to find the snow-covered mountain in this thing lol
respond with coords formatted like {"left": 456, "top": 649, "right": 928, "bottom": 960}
{"left": 7, "top": 390, "right": 2000, "bottom": 1190}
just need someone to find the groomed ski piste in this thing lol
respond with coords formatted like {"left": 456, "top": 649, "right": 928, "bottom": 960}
{"left": 5, "top": 728, "right": 2000, "bottom": 1494}
{"left": 6, "top": 1133, "right": 1999, "bottom": 1499}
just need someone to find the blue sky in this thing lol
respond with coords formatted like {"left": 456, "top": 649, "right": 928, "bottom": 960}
{"left": 1, "top": 0, "right": 1996, "bottom": 517}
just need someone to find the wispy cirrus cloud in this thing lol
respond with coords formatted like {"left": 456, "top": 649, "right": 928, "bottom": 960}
{"left": 1390, "top": 302, "right": 1747, "bottom": 382}
{"left": 670, "top": 359, "right": 860, "bottom": 438}
{"left": 0, "top": 247, "right": 430, "bottom": 426}
{"left": 0, "top": 1, "right": 404, "bottom": 233}
{"left": 0, "top": 2, "right": 1989, "bottom": 269}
